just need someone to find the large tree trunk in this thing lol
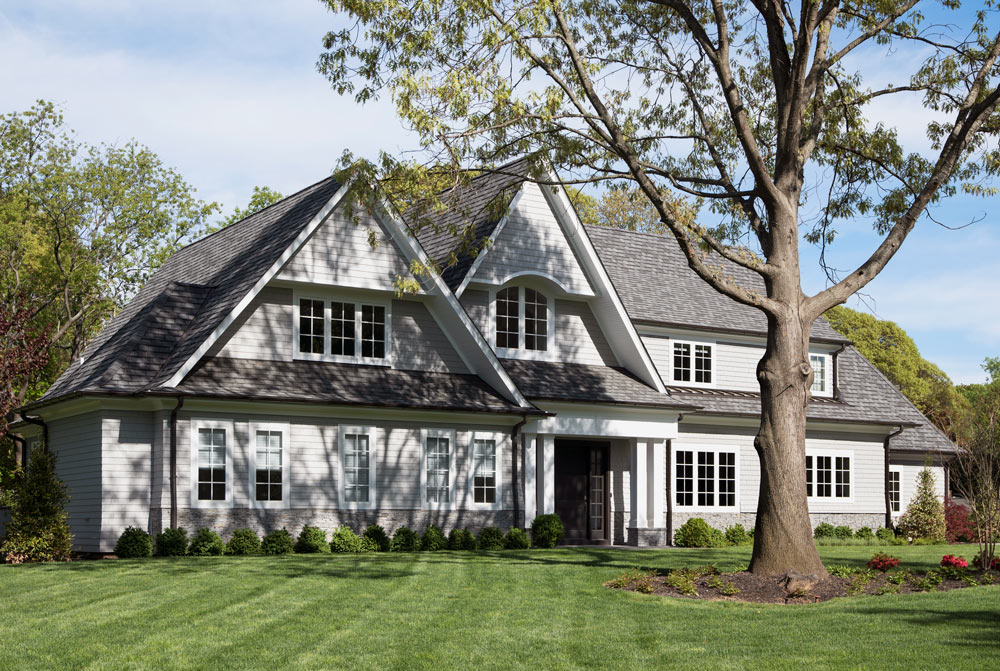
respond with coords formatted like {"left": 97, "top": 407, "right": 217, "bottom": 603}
{"left": 749, "top": 310, "right": 827, "bottom": 576}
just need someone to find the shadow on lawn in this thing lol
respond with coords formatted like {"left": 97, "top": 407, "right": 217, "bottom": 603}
{"left": 859, "top": 606, "right": 1000, "bottom": 650}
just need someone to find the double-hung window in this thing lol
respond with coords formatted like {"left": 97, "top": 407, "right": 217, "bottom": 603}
{"left": 810, "top": 353, "right": 830, "bottom": 394}
{"left": 250, "top": 422, "right": 289, "bottom": 507}
{"left": 672, "top": 341, "right": 713, "bottom": 385}
{"left": 493, "top": 286, "right": 550, "bottom": 353}
{"left": 888, "top": 470, "right": 901, "bottom": 513}
{"left": 338, "top": 426, "right": 376, "bottom": 509}
{"left": 674, "top": 447, "right": 737, "bottom": 509}
{"left": 296, "top": 296, "right": 390, "bottom": 364}
{"left": 422, "top": 429, "right": 456, "bottom": 509}
{"left": 470, "top": 433, "right": 502, "bottom": 508}
{"left": 191, "top": 419, "right": 233, "bottom": 507}
{"left": 806, "top": 451, "right": 852, "bottom": 500}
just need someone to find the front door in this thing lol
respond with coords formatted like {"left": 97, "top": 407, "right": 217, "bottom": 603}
{"left": 554, "top": 440, "right": 609, "bottom": 544}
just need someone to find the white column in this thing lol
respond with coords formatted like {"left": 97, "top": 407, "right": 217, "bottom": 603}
{"left": 629, "top": 438, "right": 648, "bottom": 529}
{"left": 648, "top": 440, "right": 666, "bottom": 528}
{"left": 523, "top": 433, "right": 537, "bottom": 527}
{"left": 539, "top": 434, "right": 555, "bottom": 515}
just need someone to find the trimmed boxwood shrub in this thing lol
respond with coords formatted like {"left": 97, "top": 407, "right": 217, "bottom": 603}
{"left": 330, "top": 525, "right": 365, "bottom": 553}
{"left": 294, "top": 525, "right": 330, "bottom": 554}
{"left": 363, "top": 524, "right": 390, "bottom": 552}
{"left": 724, "top": 524, "right": 752, "bottom": 546}
{"left": 448, "top": 528, "right": 476, "bottom": 551}
{"left": 390, "top": 526, "right": 421, "bottom": 552}
{"left": 530, "top": 514, "right": 565, "bottom": 548}
{"left": 226, "top": 528, "right": 261, "bottom": 556}
{"left": 261, "top": 529, "right": 295, "bottom": 555}
{"left": 421, "top": 524, "right": 447, "bottom": 551}
{"left": 876, "top": 527, "right": 896, "bottom": 544}
{"left": 155, "top": 527, "right": 188, "bottom": 556}
{"left": 504, "top": 527, "right": 530, "bottom": 550}
{"left": 833, "top": 525, "right": 853, "bottom": 540}
{"left": 673, "top": 518, "right": 727, "bottom": 548}
{"left": 813, "top": 522, "right": 836, "bottom": 539}
{"left": 115, "top": 526, "right": 153, "bottom": 559}
{"left": 360, "top": 537, "right": 379, "bottom": 553}
{"left": 477, "top": 526, "right": 505, "bottom": 550}
{"left": 189, "top": 528, "right": 225, "bottom": 556}
{"left": 855, "top": 526, "right": 875, "bottom": 541}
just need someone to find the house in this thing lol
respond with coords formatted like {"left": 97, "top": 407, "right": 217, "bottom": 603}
{"left": 11, "top": 160, "right": 953, "bottom": 552}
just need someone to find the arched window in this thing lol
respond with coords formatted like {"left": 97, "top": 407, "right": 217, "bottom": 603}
{"left": 494, "top": 286, "right": 548, "bottom": 352}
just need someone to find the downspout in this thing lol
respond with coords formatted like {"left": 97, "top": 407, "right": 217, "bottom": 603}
{"left": 831, "top": 344, "right": 847, "bottom": 400}
{"left": 665, "top": 438, "right": 673, "bottom": 546}
{"left": 169, "top": 396, "right": 185, "bottom": 530}
{"left": 883, "top": 426, "right": 904, "bottom": 529}
{"left": 511, "top": 413, "right": 528, "bottom": 529}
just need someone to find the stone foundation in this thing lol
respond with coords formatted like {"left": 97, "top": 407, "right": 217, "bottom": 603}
{"left": 627, "top": 528, "right": 666, "bottom": 547}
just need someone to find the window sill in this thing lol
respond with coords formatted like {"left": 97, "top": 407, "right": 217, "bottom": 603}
{"left": 293, "top": 353, "right": 392, "bottom": 366}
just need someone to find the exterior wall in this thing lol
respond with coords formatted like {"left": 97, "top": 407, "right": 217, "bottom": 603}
{"left": 460, "top": 289, "right": 490, "bottom": 337}
{"left": 391, "top": 299, "right": 469, "bottom": 373}
{"left": 471, "top": 182, "right": 594, "bottom": 295}
{"left": 276, "top": 209, "right": 410, "bottom": 290}
{"left": 889, "top": 459, "right": 947, "bottom": 519}
{"left": 100, "top": 411, "right": 153, "bottom": 550}
{"left": 209, "top": 285, "right": 293, "bottom": 361}
{"left": 554, "top": 299, "right": 618, "bottom": 366}
{"left": 608, "top": 439, "right": 631, "bottom": 545}
{"left": 47, "top": 413, "right": 104, "bottom": 552}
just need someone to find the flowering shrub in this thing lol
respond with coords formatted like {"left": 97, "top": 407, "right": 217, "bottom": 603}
{"left": 972, "top": 552, "right": 1000, "bottom": 571}
{"left": 866, "top": 552, "right": 901, "bottom": 572}
{"left": 943, "top": 497, "right": 975, "bottom": 543}
{"left": 940, "top": 554, "right": 968, "bottom": 569}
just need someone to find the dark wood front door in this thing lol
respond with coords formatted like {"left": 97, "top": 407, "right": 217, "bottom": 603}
{"left": 554, "top": 440, "right": 609, "bottom": 544}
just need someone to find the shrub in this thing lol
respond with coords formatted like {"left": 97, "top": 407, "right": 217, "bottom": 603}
{"left": 360, "top": 537, "right": 378, "bottom": 553}
{"left": 530, "top": 514, "right": 565, "bottom": 548}
{"left": 477, "top": 526, "right": 505, "bottom": 550}
{"left": 390, "top": 526, "right": 421, "bottom": 552}
{"left": 813, "top": 522, "right": 836, "bottom": 539}
{"left": 421, "top": 524, "right": 447, "bottom": 551}
{"left": 330, "top": 525, "right": 365, "bottom": 553}
{"left": 226, "top": 528, "right": 261, "bottom": 556}
{"left": 866, "top": 552, "right": 901, "bottom": 572}
{"left": 897, "top": 467, "right": 946, "bottom": 543}
{"left": 724, "top": 524, "right": 752, "bottom": 546}
{"left": 944, "top": 497, "right": 975, "bottom": 543}
{"left": 448, "top": 528, "right": 477, "bottom": 551}
{"left": 972, "top": 552, "right": 1000, "bottom": 571}
{"left": 188, "top": 528, "right": 225, "bottom": 556}
{"left": 294, "top": 525, "right": 330, "bottom": 554}
{"left": 833, "top": 525, "right": 853, "bottom": 540}
{"left": 876, "top": 527, "right": 896, "bottom": 544}
{"left": 855, "top": 526, "right": 874, "bottom": 540}
{"left": 940, "top": 554, "right": 968, "bottom": 569}
{"left": 114, "top": 526, "right": 153, "bottom": 559}
{"left": 363, "top": 524, "right": 390, "bottom": 552}
{"left": 504, "top": 527, "right": 530, "bottom": 550}
{"left": 155, "top": 527, "right": 189, "bottom": 556}
{"left": 261, "top": 529, "right": 295, "bottom": 555}
{"left": 673, "top": 518, "right": 727, "bottom": 548}
{"left": 0, "top": 446, "right": 73, "bottom": 564}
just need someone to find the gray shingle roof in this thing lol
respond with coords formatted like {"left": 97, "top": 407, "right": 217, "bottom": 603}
{"left": 166, "top": 357, "right": 529, "bottom": 414}
{"left": 585, "top": 225, "right": 848, "bottom": 343}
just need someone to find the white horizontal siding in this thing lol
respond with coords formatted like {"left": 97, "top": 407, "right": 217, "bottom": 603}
{"left": 556, "top": 299, "right": 618, "bottom": 366}
{"left": 209, "top": 286, "right": 293, "bottom": 361}
{"left": 391, "top": 299, "right": 469, "bottom": 373}
{"left": 48, "top": 413, "right": 103, "bottom": 552}
{"left": 101, "top": 411, "right": 154, "bottom": 550}
{"left": 460, "top": 289, "right": 490, "bottom": 337}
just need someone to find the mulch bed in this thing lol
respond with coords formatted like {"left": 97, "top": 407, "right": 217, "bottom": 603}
{"left": 606, "top": 566, "right": 999, "bottom": 604}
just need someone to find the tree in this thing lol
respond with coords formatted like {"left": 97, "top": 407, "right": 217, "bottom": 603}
{"left": 897, "top": 466, "right": 947, "bottom": 543}
{"left": 0, "top": 445, "right": 73, "bottom": 564}
{"left": 318, "top": 1, "right": 1000, "bottom": 575}
{"left": 211, "top": 185, "right": 284, "bottom": 232}
{"left": 1, "top": 295, "right": 50, "bottom": 472}
{"left": 0, "top": 101, "right": 218, "bottom": 403}
{"left": 825, "top": 306, "right": 967, "bottom": 437}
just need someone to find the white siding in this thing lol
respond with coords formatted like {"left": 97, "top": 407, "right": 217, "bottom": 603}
{"left": 555, "top": 299, "right": 618, "bottom": 366}
{"left": 391, "top": 299, "right": 469, "bottom": 373}
{"left": 209, "top": 286, "right": 293, "bottom": 361}
{"left": 277, "top": 209, "right": 411, "bottom": 290}
{"left": 48, "top": 413, "right": 103, "bottom": 552}
{"left": 472, "top": 182, "right": 594, "bottom": 295}
{"left": 101, "top": 411, "right": 153, "bottom": 549}
{"left": 461, "top": 289, "right": 490, "bottom": 337}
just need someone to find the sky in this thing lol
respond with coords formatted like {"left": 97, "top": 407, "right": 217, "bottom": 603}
{"left": 1, "top": 0, "right": 998, "bottom": 384}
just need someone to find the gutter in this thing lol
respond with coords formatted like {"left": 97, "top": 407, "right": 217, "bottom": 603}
{"left": 169, "top": 396, "right": 185, "bottom": 529}
{"left": 884, "top": 426, "right": 904, "bottom": 528}
{"left": 510, "top": 413, "right": 529, "bottom": 529}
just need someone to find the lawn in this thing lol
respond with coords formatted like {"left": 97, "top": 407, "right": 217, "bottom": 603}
{"left": 1, "top": 544, "right": 997, "bottom": 671}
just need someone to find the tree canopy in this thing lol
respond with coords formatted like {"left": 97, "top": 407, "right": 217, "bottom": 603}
{"left": 211, "top": 185, "right": 284, "bottom": 233}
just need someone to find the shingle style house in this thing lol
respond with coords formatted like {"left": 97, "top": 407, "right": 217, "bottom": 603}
{"left": 14, "top": 160, "right": 953, "bottom": 552}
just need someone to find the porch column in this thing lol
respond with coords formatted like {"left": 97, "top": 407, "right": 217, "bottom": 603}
{"left": 523, "top": 433, "right": 537, "bottom": 527}
{"left": 647, "top": 440, "right": 666, "bottom": 528}
{"left": 629, "top": 438, "right": 648, "bottom": 529}
{"left": 538, "top": 435, "right": 555, "bottom": 515}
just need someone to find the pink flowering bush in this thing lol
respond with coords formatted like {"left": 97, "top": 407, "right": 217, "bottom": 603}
{"left": 867, "top": 552, "right": 901, "bottom": 572}
{"left": 940, "top": 554, "right": 968, "bottom": 569}
{"left": 972, "top": 552, "right": 1000, "bottom": 571}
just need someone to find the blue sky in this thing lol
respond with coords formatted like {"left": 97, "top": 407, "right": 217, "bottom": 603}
{"left": 2, "top": 1, "right": 997, "bottom": 384}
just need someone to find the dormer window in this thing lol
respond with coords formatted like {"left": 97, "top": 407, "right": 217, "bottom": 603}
{"left": 295, "top": 295, "right": 391, "bottom": 364}
{"left": 810, "top": 353, "right": 829, "bottom": 394}
{"left": 494, "top": 286, "right": 551, "bottom": 353}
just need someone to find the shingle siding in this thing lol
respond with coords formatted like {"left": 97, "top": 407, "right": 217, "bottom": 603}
{"left": 209, "top": 285, "right": 293, "bottom": 361}
{"left": 391, "top": 299, "right": 470, "bottom": 373}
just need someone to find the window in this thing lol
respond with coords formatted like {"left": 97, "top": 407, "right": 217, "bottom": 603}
{"left": 250, "top": 422, "right": 289, "bottom": 507}
{"left": 422, "top": 429, "right": 456, "bottom": 508}
{"left": 190, "top": 420, "right": 232, "bottom": 507}
{"left": 295, "top": 296, "right": 390, "bottom": 363}
{"left": 338, "top": 426, "right": 376, "bottom": 509}
{"left": 672, "top": 341, "right": 713, "bottom": 385}
{"left": 810, "top": 354, "right": 828, "bottom": 393}
{"left": 675, "top": 448, "right": 737, "bottom": 509}
{"left": 493, "top": 286, "right": 550, "bottom": 353}
{"left": 471, "top": 434, "right": 501, "bottom": 506}
{"left": 806, "top": 451, "right": 852, "bottom": 499}
{"left": 889, "top": 470, "right": 901, "bottom": 513}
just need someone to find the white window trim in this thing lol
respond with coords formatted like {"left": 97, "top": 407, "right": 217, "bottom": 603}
{"left": 888, "top": 468, "right": 902, "bottom": 516}
{"left": 805, "top": 448, "right": 855, "bottom": 504}
{"left": 338, "top": 425, "right": 377, "bottom": 510}
{"left": 671, "top": 445, "right": 740, "bottom": 512}
{"left": 292, "top": 290, "right": 393, "bottom": 366}
{"left": 467, "top": 431, "right": 504, "bottom": 510}
{"left": 488, "top": 285, "right": 556, "bottom": 361}
{"left": 421, "top": 428, "right": 458, "bottom": 511}
{"left": 809, "top": 352, "right": 833, "bottom": 397}
{"left": 669, "top": 339, "right": 717, "bottom": 389}
{"left": 189, "top": 418, "right": 235, "bottom": 509}
{"left": 248, "top": 421, "right": 290, "bottom": 509}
